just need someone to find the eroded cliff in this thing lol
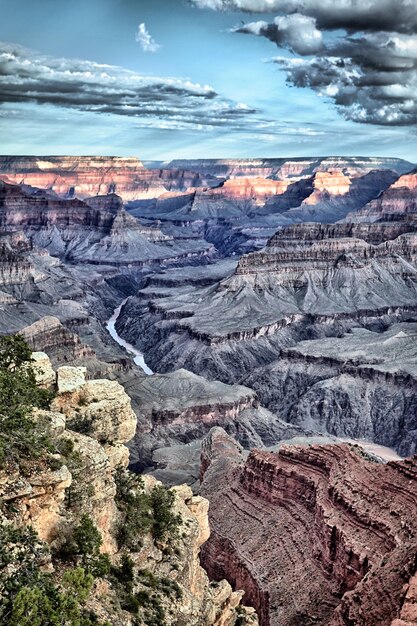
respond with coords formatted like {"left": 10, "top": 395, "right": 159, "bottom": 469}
{"left": 200, "top": 428, "right": 417, "bottom": 626}
{"left": 0, "top": 351, "right": 257, "bottom": 626}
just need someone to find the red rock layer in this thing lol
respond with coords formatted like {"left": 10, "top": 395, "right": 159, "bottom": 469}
{"left": 200, "top": 428, "right": 417, "bottom": 626}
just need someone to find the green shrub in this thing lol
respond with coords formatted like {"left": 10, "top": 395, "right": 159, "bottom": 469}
{"left": 0, "top": 524, "right": 106, "bottom": 626}
{"left": 0, "top": 335, "right": 54, "bottom": 471}
{"left": 112, "top": 553, "right": 135, "bottom": 586}
{"left": 114, "top": 469, "right": 153, "bottom": 550}
{"left": 115, "top": 469, "right": 182, "bottom": 549}
{"left": 150, "top": 485, "right": 182, "bottom": 542}
{"left": 58, "top": 515, "right": 111, "bottom": 579}
{"left": 73, "top": 515, "right": 102, "bottom": 557}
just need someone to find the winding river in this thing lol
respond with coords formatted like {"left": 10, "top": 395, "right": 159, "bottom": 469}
{"left": 106, "top": 298, "right": 153, "bottom": 376}
{"left": 106, "top": 302, "right": 402, "bottom": 460}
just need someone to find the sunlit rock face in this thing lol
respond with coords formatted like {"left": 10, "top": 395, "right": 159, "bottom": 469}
{"left": 160, "top": 157, "right": 413, "bottom": 179}
{"left": 200, "top": 428, "right": 417, "bottom": 626}
{"left": 131, "top": 158, "right": 408, "bottom": 255}
{"left": 0, "top": 155, "right": 219, "bottom": 202}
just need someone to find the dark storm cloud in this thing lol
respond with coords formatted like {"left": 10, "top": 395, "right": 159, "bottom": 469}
{"left": 191, "top": 0, "right": 417, "bottom": 35}
{"left": 0, "top": 43, "right": 255, "bottom": 130}
{"left": 192, "top": 0, "right": 417, "bottom": 126}
{"left": 272, "top": 32, "right": 417, "bottom": 125}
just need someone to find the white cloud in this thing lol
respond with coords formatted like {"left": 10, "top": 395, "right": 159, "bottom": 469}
{"left": 236, "top": 14, "right": 323, "bottom": 55}
{"left": 0, "top": 42, "right": 257, "bottom": 130}
{"left": 135, "top": 23, "right": 162, "bottom": 53}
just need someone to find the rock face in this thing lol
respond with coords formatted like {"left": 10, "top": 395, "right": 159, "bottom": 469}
{"left": 0, "top": 180, "right": 214, "bottom": 266}
{"left": 130, "top": 165, "right": 401, "bottom": 255}
{"left": 0, "top": 156, "right": 218, "bottom": 202}
{"left": 0, "top": 354, "right": 258, "bottom": 626}
{"left": 117, "top": 222, "right": 417, "bottom": 374}
{"left": 21, "top": 316, "right": 96, "bottom": 365}
{"left": 161, "top": 157, "right": 412, "bottom": 179}
{"left": 347, "top": 168, "right": 417, "bottom": 222}
{"left": 200, "top": 428, "right": 417, "bottom": 626}
{"left": 115, "top": 220, "right": 417, "bottom": 455}
{"left": 125, "top": 368, "right": 303, "bottom": 479}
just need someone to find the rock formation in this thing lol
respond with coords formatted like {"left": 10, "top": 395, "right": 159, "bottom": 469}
{"left": 116, "top": 222, "right": 417, "bottom": 375}
{"left": 125, "top": 368, "right": 305, "bottom": 483}
{"left": 0, "top": 180, "right": 214, "bottom": 266}
{"left": 0, "top": 156, "right": 218, "bottom": 202}
{"left": 0, "top": 353, "right": 257, "bottom": 626}
{"left": 161, "top": 157, "right": 412, "bottom": 179}
{"left": 200, "top": 428, "right": 417, "bottom": 626}
{"left": 347, "top": 168, "right": 417, "bottom": 222}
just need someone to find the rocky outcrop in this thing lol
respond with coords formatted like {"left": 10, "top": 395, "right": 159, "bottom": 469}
{"left": 0, "top": 180, "right": 215, "bottom": 266}
{"left": 242, "top": 321, "right": 417, "bottom": 456}
{"left": 125, "top": 368, "right": 296, "bottom": 479}
{"left": 116, "top": 221, "right": 417, "bottom": 379}
{"left": 0, "top": 354, "right": 257, "bottom": 626}
{"left": 20, "top": 316, "right": 96, "bottom": 365}
{"left": 162, "top": 157, "right": 412, "bottom": 179}
{"left": 200, "top": 428, "right": 417, "bottom": 626}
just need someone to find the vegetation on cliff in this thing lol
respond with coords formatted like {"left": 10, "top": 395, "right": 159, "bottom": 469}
{"left": 0, "top": 334, "right": 53, "bottom": 470}
{"left": 0, "top": 336, "right": 185, "bottom": 626}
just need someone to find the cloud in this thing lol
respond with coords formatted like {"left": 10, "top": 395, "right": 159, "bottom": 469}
{"left": 0, "top": 42, "right": 256, "bottom": 130}
{"left": 191, "top": 0, "right": 417, "bottom": 35}
{"left": 135, "top": 23, "right": 161, "bottom": 53}
{"left": 192, "top": 0, "right": 417, "bottom": 126}
{"left": 235, "top": 14, "right": 323, "bottom": 55}
{"left": 272, "top": 32, "right": 417, "bottom": 125}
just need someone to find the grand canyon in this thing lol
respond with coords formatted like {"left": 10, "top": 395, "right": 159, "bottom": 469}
{"left": 1, "top": 153, "right": 417, "bottom": 625}
{"left": 1, "top": 0, "right": 416, "bottom": 623}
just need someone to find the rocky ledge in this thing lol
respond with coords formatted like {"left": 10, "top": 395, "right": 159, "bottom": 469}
{"left": 200, "top": 428, "right": 417, "bottom": 626}
{"left": 1, "top": 354, "right": 257, "bottom": 626}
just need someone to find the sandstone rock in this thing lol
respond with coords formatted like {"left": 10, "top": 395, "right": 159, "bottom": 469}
{"left": 63, "top": 430, "right": 119, "bottom": 554}
{"left": 57, "top": 365, "right": 87, "bottom": 393}
{"left": 22, "top": 316, "right": 96, "bottom": 365}
{"left": 0, "top": 464, "right": 72, "bottom": 543}
{"left": 31, "top": 351, "right": 56, "bottom": 387}
{"left": 77, "top": 379, "right": 137, "bottom": 444}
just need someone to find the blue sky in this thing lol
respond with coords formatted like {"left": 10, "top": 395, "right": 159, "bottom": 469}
{"left": 0, "top": 0, "right": 415, "bottom": 160}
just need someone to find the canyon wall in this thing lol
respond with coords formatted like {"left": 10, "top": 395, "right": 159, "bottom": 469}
{"left": 200, "top": 428, "right": 417, "bottom": 626}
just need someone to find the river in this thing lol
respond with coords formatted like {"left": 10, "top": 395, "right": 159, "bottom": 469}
{"left": 106, "top": 298, "right": 153, "bottom": 376}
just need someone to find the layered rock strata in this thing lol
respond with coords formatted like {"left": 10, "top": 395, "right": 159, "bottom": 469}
{"left": 125, "top": 368, "right": 301, "bottom": 480}
{"left": 0, "top": 156, "right": 218, "bottom": 202}
{"left": 0, "top": 180, "right": 214, "bottom": 266}
{"left": 200, "top": 428, "right": 417, "bottom": 626}
{"left": 116, "top": 222, "right": 417, "bottom": 379}
{"left": 347, "top": 168, "right": 417, "bottom": 222}
{"left": 162, "top": 157, "right": 412, "bottom": 179}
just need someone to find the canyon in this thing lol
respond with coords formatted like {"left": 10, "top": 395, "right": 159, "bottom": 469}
{"left": 1, "top": 154, "right": 417, "bottom": 625}
{"left": 200, "top": 427, "right": 417, "bottom": 626}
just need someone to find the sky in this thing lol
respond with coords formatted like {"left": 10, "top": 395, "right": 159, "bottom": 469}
{"left": 0, "top": 0, "right": 416, "bottom": 160}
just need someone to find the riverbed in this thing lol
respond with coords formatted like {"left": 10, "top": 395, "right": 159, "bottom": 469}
{"left": 106, "top": 298, "right": 153, "bottom": 376}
